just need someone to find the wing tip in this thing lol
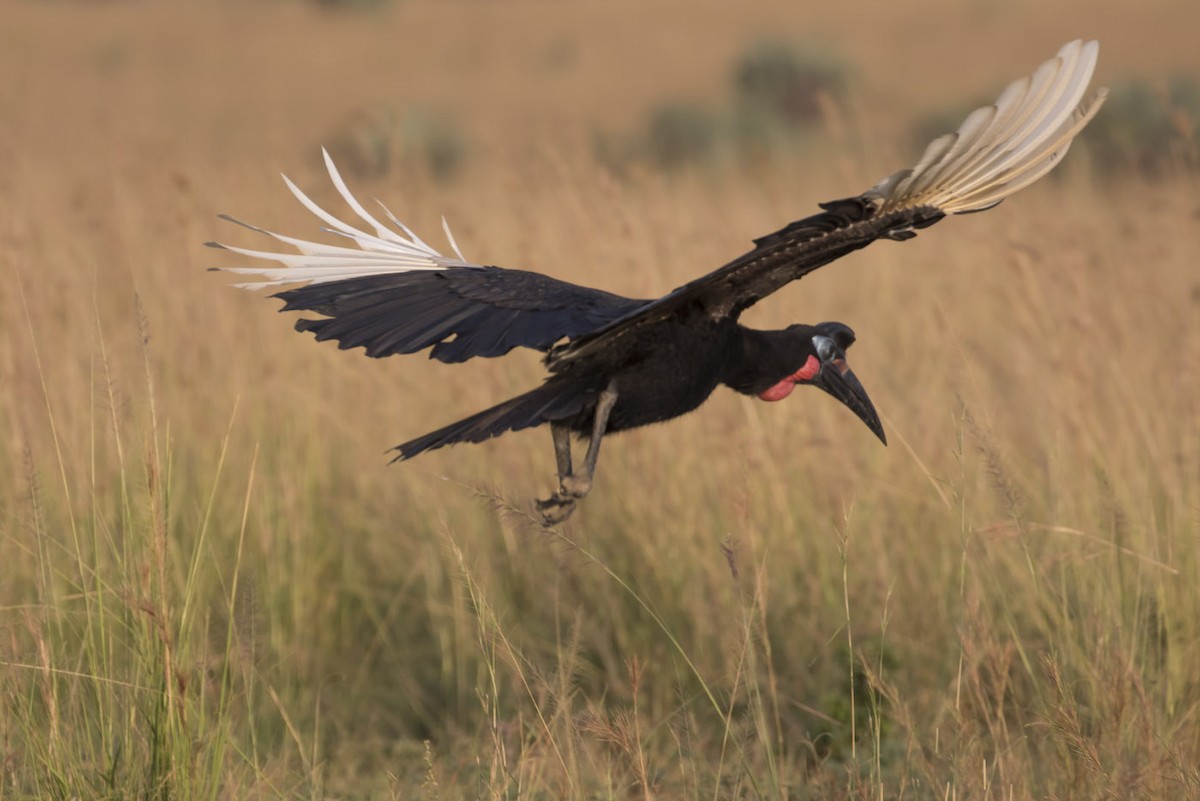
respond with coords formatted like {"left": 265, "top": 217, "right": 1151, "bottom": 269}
{"left": 874, "top": 38, "right": 1104, "bottom": 214}
{"left": 207, "top": 149, "right": 478, "bottom": 286}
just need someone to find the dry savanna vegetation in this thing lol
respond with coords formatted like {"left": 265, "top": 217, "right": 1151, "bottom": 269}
{"left": 2, "top": 1, "right": 1199, "bottom": 799}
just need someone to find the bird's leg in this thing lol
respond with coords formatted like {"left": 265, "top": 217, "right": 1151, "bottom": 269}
{"left": 551, "top": 422, "right": 573, "bottom": 481}
{"left": 567, "top": 383, "right": 617, "bottom": 499}
{"left": 537, "top": 423, "right": 578, "bottom": 524}
{"left": 537, "top": 383, "right": 618, "bottom": 525}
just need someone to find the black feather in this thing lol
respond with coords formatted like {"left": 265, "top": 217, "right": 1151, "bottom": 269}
{"left": 392, "top": 379, "right": 589, "bottom": 459}
{"left": 272, "top": 268, "right": 645, "bottom": 363}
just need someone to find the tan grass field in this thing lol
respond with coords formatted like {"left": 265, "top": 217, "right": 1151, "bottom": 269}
{"left": 2, "top": 1, "right": 1199, "bottom": 798}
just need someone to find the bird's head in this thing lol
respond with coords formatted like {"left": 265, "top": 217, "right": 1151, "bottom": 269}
{"left": 755, "top": 322, "right": 886, "bottom": 445}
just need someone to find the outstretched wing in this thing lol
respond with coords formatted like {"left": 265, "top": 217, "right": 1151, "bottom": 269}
{"left": 550, "top": 39, "right": 1107, "bottom": 371}
{"left": 208, "top": 150, "right": 646, "bottom": 363}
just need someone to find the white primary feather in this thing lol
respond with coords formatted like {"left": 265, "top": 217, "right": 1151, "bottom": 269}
{"left": 872, "top": 39, "right": 1107, "bottom": 215}
{"left": 208, "top": 150, "right": 475, "bottom": 290}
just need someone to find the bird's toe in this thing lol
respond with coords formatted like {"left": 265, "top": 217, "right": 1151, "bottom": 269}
{"left": 536, "top": 494, "right": 577, "bottom": 526}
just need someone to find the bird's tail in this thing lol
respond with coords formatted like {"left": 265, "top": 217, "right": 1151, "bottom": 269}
{"left": 392, "top": 380, "right": 587, "bottom": 461}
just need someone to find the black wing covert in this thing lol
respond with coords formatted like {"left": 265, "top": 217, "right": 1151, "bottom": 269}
{"left": 273, "top": 267, "right": 645, "bottom": 363}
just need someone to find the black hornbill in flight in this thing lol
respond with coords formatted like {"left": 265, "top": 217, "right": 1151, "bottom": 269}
{"left": 210, "top": 40, "right": 1105, "bottom": 524}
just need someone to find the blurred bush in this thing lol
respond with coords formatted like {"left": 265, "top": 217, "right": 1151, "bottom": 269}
{"left": 732, "top": 39, "right": 849, "bottom": 126}
{"left": 399, "top": 110, "right": 469, "bottom": 181}
{"left": 323, "top": 106, "right": 468, "bottom": 182}
{"left": 1082, "top": 74, "right": 1200, "bottom": 177}
{"left": 597, "top": 39, "right": 851, "bottom": 174}
{"left": 594, "top": 102, "right": 727, "bottom": 175}
{"left": 638, "top": 102, "right": 727, "bottom": 171}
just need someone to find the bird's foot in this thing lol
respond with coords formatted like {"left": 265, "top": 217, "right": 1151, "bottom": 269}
{"left": 535, "top": 475, "right": 592, "bottom": 526}
{"left": 536, "top": 493, "right": 577, "bottom": 526}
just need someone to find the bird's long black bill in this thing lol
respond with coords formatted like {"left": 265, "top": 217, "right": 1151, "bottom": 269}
{"left": 816, "top": 363, "right": 886, "bottom": 445}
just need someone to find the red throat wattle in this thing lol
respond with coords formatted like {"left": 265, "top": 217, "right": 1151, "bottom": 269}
{"left": 756, "top": 354, "right": 821, "bottom": 402}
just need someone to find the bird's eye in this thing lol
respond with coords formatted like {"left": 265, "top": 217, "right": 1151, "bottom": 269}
{"left": 813, "top": 335, "right": 837, "bottom": 362}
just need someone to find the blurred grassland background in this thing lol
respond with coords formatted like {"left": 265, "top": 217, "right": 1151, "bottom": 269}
{"left": 2, "top": 0, "right": 1199, "bottom": 798}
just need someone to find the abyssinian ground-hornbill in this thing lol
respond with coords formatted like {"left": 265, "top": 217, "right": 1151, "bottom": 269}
{"left": 210, "top": 40, "right": 1105, "bottom": 524}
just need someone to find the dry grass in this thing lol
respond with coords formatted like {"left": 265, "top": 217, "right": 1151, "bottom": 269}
{"left": 2, "top": 2, "right": 1200, "bottom": 798}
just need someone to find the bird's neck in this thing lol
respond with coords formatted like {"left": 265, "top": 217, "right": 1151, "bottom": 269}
{"left": 722, "top": 326, "right": 808, "bottom": 396}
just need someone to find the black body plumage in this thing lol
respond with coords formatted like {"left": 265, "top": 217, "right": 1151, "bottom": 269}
{"left": 391, "top": 319, "right": 848, "bottom": 461}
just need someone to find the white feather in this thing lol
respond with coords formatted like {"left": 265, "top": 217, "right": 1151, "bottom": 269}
{"left": 873, "top": 39, "right": 1107, "bottom": 215}
{"left": 210, "top": 154, "right": 475, "bottom": 289}
{"left": 442, "top": 216, "right": 467, "bottom": 262}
